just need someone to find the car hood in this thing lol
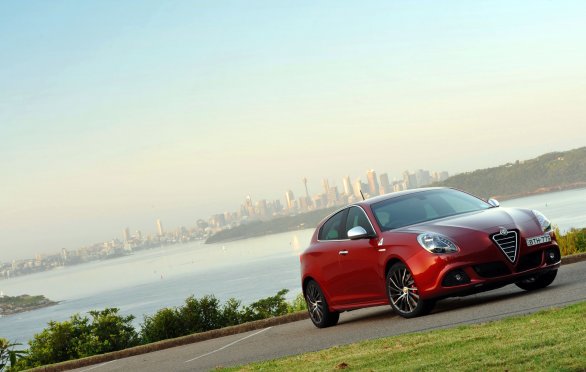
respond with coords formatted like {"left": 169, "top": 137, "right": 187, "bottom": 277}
{"left": 395, "top": 207, "right": 540, "bottom": 237}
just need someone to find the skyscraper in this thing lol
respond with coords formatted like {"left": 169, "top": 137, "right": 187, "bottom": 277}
{"left": 122, "top": 227, "right": 130, "bottom": 242}
{"left": 353, "top": 178, "right": 363, "bottom": 199}
{"left": 156, "top": 219, "right": 164, "bottom": 237}
{"left": 379, "top": 173, "right": 391, "bottom": 194}
{"left": 342, "top": 176, "right": 352, "bottom": 195}
{"left": 322, "top": 179, "right": 330, "bottom": 195}
{"left": 285, "top": 190, "right": 295, "bottom": 209}
{"left": 367, "top": 169, "right": 379, "bottom": 196}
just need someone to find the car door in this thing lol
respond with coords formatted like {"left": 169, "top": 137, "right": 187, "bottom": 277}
{"left": 335, "top": 206, "right": 386, "bottom": 305}
{"left": 314, "top": 208, "right": 349, "bottom": 305}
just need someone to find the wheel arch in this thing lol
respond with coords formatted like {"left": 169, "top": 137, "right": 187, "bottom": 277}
{"left": 302, "top": 275, "right": 316, "bottom": 295}
{"left": 384, "top": 257, "right": 405, "bottom": 278}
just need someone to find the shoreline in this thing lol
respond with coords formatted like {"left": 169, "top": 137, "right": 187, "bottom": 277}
{"left": 491, "top": 183, "right": 586, "bottom": 202}
{"left": 0, "top": 296, "right": 59, "bottom": 317}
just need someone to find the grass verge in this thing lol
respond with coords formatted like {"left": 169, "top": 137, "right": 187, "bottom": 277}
{"left": 222, "top": 301, "right": 586, "bottom": 372}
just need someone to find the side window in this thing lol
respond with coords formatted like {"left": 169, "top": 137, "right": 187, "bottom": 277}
{"left": 345, "top": 206, "right": 375, "bottom": 236}
{"left": 319, "top": 210, "right": 347, "bottom": 240}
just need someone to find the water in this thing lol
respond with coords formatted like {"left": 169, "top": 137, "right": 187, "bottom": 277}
{"left": 500, "top": 187, "right": 586, "bottom": 232}
{"left": 1, "top": 188, "right": 585, "bottom": 343}
{"left": 0, "top": 229, "right": 313, "bottom": 343}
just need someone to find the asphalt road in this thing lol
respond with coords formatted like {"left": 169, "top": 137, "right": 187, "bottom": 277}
{"left": 73, "top": 261, "right": 586, "bottom": 372}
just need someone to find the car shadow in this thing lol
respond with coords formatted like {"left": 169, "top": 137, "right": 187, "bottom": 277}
{"left": 336, "top": 282, "right": 568, "bottom": 326}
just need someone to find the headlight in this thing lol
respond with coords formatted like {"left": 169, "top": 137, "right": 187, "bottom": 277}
{"left": 532, "top": 210, "right": 551, "bottom": 232}
{"left": 416, "top": 233, "right": 459, "bottom": 254}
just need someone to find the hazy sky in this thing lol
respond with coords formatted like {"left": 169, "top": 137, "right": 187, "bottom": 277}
{"left": 1, "top": 1, "right": 585, "bottom": 261}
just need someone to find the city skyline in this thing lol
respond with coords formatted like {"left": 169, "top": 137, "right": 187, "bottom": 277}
{"left": 2, "top": 165, "right": 445, "bottom": 263}
{"left": 2, "top": 1, "right": 586, "bottom": 261}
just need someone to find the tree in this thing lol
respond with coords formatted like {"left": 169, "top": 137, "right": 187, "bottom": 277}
{"left": 0, "top": 338, "right": 26, "bottom": 372}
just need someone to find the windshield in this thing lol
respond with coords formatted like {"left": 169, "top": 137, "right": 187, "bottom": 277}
{"left": 372, "top": 189, "right": 491, "bottom": 231}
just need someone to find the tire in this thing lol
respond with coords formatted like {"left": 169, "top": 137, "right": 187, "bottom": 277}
{"left": 304, "top": 280, "right": 340, "bottom": 328}
{"left": 515, "top": 269, "right": 557, "bottom": 291}
{"left": 387, "top": 262, "right": 434, "bottom": 318}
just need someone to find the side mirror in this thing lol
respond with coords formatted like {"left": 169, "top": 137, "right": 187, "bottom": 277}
{"left": 488, "top": 198, "right": 500, "bottom": 207}
{"left": 347, "top": 226, "right": 372, "bottom": 240}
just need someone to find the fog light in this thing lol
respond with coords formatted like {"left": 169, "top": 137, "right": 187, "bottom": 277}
{"left": 442, "top": 269, "right": 471, "bottom": 287}
{"left": 544, "top": 247, "right": 561, "bottom": 264}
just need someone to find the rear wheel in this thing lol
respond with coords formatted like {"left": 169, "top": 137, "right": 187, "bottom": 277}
{"left": 387, "top": 262, "right": 434, "bottom": 318}
{"left": 515, "top": 269, "right": 557, "bottom": 291}
{"left": 305, "top": 280, "right": 339, "bottom": 328}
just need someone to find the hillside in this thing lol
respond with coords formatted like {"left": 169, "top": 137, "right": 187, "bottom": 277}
{"left": 205, "top": 206, "right": 338, "bottom": 244}
{"left": 435, "top": 146, "right": 586, "bottom": 199}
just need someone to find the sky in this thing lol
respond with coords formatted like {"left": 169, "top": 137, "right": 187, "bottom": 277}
{"left": 1, "top": 0, "right": 585, "bottom": 261}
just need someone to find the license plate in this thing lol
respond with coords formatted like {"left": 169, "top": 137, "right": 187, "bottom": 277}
{"left": 526, "top": 233, "right": 552, "bottom": 246}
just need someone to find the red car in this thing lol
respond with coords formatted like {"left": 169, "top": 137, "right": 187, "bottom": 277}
{"left": 301, "top": 187, "right": 560, "bottom": 328}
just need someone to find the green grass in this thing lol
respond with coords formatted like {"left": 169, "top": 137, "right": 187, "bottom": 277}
{"left": 221, "top": 301, "right": 586, "bottom": 372}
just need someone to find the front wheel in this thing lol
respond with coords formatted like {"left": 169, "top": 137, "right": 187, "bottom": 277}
{"left": 387, "top": 262, "right": 434, "bottom": 318}
{"left": 305, "top": 280, "right": 339, "bottom": 328}
{"left": 515, "top": 269, "right": 557, "bottom": 291}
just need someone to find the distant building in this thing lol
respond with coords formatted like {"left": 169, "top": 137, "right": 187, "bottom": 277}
{"left": 122, "top": 227, "right": 130, "bottom": 242}
{"left": 379, "top": 173, "right": 391, "bottom": 194}
{"left": 156, "top": 219, "right": 164, "bottom": 236}
{"left": 367, "top": 169, "right": 379, "bottom": 196}
{"left": 415, "top": 169, "right": 432, "bottom": 187}
{"left": 322, "top": 179, "right": 330, "bottom": 195}
{"left": 285, "top": 190, "right": 296, "bottom": 210}
{"left": 342, "top": 176, "right": 352, "bottom": 195}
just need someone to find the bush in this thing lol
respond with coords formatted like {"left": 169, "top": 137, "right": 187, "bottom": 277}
{"left": 10, "top": 290, "right": 306, "bottom": 368}
{"left": 13, "top": 308, "right": 138, "bottom": 370}
{"left": 140, "top": 307, "right": 184, "bottom": 344}
{"left": 287, "top": 292, "right": 308, "bottom": 313}
{"left": 241, "top": 289, "right": 290, "bottom": 322}
{"left": 557, "top": 227, "right": 586, "bottom": 255}
{"left": 140, "top": 290, "right": 295, "bottom": 343}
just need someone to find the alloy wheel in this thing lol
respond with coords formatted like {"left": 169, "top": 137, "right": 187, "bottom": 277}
{"left": 388, "top": 265, "right": 420, "bottom": 314}
{"left": 306, "top": 282, "right": 324, "bottom": 324}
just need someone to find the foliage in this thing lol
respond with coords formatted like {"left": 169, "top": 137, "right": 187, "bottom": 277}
{"left": 0, "top": 338, "right": 26, "bottom": 372}
{"left": 140, "top": 290, "right": 297, "bottom": 343}
{"left": 13, "top": 308, "right": 138, "bottom": 370}
{"left": 556, "top": 227, "right": 586, "bottom": 255}
{"left": 287, "top": 292, "right": 308, "bottom": 313}
{"left": 434, "top": 147, "right": 586, "bottom": 199}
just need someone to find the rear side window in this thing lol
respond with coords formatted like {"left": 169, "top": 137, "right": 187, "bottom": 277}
{"left": 319, "top": 210, "right": 347, "bottom": 240}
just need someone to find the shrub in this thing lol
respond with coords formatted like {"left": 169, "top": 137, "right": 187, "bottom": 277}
{"left": 556, "top": 227, "right": 586, "bottom": 255}
{"left": 13, "top": 308, "right": 138, "bottom": 370}
{"left": 140, "top": 307, "right": 184, "bottom": 344}
{"left": 241, "top": 289, "right": 290, "bottom": 322}
{"left": 287, "top": 292, "right": 308, "bottom": 313}
{"left": 181, "top": 295, "right": 223, "bottom": 334}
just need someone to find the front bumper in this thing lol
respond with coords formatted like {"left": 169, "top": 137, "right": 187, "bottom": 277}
{"left": 416, "top": 243, "right": 561, "bottom": 299}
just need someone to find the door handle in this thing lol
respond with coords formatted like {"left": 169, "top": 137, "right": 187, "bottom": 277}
{"left": 338, "top": 250, "right": 349, "bottom": 255}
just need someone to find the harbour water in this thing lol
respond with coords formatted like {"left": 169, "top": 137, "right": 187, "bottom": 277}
{"left": 1, "top": 188, "right": 585, "bottom": 343}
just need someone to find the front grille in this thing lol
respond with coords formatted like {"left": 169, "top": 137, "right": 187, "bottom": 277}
{"left": 491, "top": 230, "right": 518, "bottom": 263}
{"left": 473, "top": 262, "right": 510, "bottom": 278}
